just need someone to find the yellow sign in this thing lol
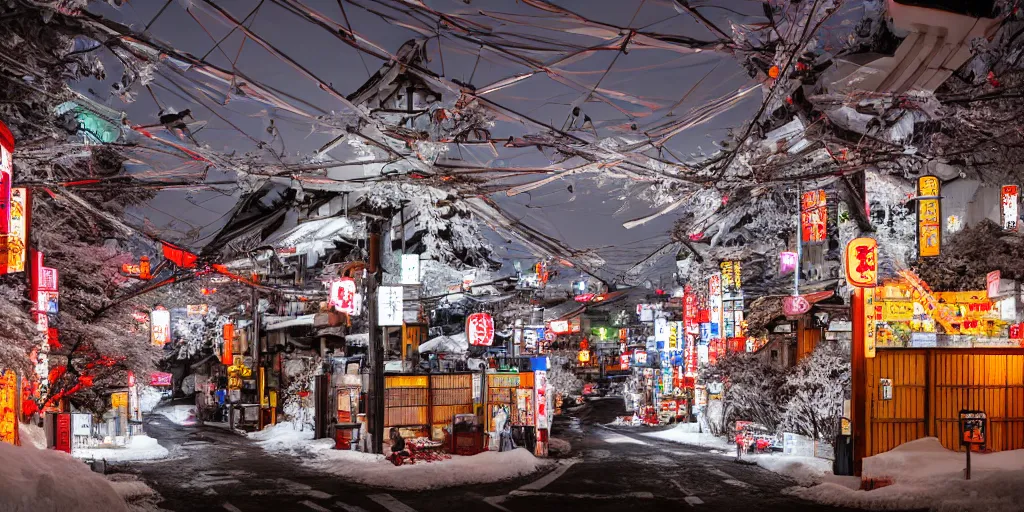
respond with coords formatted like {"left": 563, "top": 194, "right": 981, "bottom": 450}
{"left": 918, "top": 176, "right": 941, "bottom": 257}
{"left": 111, "top": 392, "right": 129, "bottom": 409}
{"left": 865, "top": 288, "right": 876, "bottom": 359}
{"left": 845, "top": 238, "right": 878, "bottom": 287}
{"left": 1, "top": 371, "right": 18, "bottom": 445}
{"left": 881, "top": 301, "right": 914, "bottom": 322}
{"left": 720, "top": 261, "right": 742, "bottom": 291}
{"left": 5, "top": 188, "right": 27, "bottom": 273}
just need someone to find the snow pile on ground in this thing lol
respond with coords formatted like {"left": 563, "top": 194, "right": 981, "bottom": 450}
{"left": 20, "top": 422, "right": 47, "bottom": 449}
{"left": 0, "top": 441, "right": 128, "bottom": 512}
{"left": 139, "top": 386, "right": 164, "bottom": 413}
{"left": 642, "top": 423, "right": 832, "bottom": 486}
{"left": 248, "top": 421, "right": 314, "bottom": 451}
{"left": 253, "top": 423, "right": 550, "bottom": 490}
{"left": 106, "top": 473, "right": 167, "bottom": 512}
{"left": 310, "top": 445, "right": 548, "bottom": 490}
{"left": 153, "top": 404, "right": 196, "bottom": 426}
{"left": 606, "top": 415, "right": 641, "bottom": 426}
{"left": 787, "top": 437, "right": 1024, "bottom": 511}
{"left": 74, "top": 435, "right": 170, "bottom": 462}
{"left": 549, "top": 437, "right": 571, "bottom": 456}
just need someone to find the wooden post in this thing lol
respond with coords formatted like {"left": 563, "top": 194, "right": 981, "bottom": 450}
{"left": 851, "top": 288, "right": 867, "bottom": 476}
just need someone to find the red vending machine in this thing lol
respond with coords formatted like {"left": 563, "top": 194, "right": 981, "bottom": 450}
{"left": 45, "top": 412, "right": 71, "bottom": 453}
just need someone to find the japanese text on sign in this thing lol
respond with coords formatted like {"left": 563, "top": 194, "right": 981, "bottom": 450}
{"left": 918, "top": 176, "right": 941, "bottom": 257}
{"left": 801, "top": 190, "right": 827, "bottom": 243}
{"left": 1002, "top": 185, "right": 1019, "bottom": 232}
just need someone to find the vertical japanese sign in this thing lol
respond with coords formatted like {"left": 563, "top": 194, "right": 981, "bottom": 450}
{"left": 0, "top": 370, "right": 17, "bottom": 445}
{"left": 378, "top": 286, "right": 404, "bottom": 326}
{"left": 221, "top": 323, "right": 234, "bottom": 365}
{"left": 2, "top": 188, "right": 26, "bottom": 273}
{"left": 864, "top": 287, "right": 876, "bottom": 359}
{"left": 708, "top": 273, "right": 722, "bottom": 340}
{"left": 654, "top": 317, "right": 669, "bottom": 348}
{"left": 917, "top": 176, "right": 941, "bottom": 257}
{"left": 1001, "top": 185, "right": 1019, "bottom": 232}
{"left": 668, "top": 321, "right": 679, "bottom": 351}
{"left": 150, "top": 308, "right": 170, "bottom": 347}
{"left": 534, "top": 370, "right": 548, "bottom": 429}
{"left": 0, "top": 123, "right": 13, "bottom": 276}
{"left": 801, "top": 190, "right": 827, "bottom": 243}
{"left": 720, "top": 261, "right": 741, "bottom": 292}
{"left": 987, "top": 271, "right": 1001, "bottom": 300}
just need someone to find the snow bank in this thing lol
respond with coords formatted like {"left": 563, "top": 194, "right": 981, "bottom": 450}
{"left": 788, "top": 438, "right": 1024, "bottom": 511}
{"left": 0, "top": 441, "right": 127, "bottom": 512}
{"left": 248, "top": 420, "right": 313, "bottom": 451}
{"left": 154, "top": 404, "right": 196, "bottom": 426}
{"left": 74, "top": 435, "right": 170, "bottom": 462}
{"left": 107, "top": 473, "right": 166, "bottom": 512}
{"left": 253, "top": 423, "right": 550, "bottom": 490}
{"left": 139, "top": 386, "right": 163, "bottom": 413}
{"left": 549, "top": 437, "right": 571, "bottom": 456}
{"left": 641, "top": 423, "right": 832, "bottom": 486}
{"left": 20, "top": 423, "right": 47, "bottom": 449}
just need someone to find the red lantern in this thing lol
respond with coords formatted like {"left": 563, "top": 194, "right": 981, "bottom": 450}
{"left": 466, "top": 312, "right": 494, "bottom": 346}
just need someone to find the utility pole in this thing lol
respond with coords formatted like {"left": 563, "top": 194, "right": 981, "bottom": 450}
{"left": 365, "top": 219, "right": 385, "bottom": 454}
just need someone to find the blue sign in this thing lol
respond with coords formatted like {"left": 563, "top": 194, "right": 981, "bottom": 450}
{"left": 699, "top": 324, "right": 711, "bottom": 344}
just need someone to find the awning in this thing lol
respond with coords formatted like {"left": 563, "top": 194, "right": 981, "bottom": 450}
{"left": 265, "top": 314, "right": 316, "bottom": 331}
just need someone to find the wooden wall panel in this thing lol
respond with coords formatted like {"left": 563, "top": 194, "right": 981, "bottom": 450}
{"left": 869, "top": 350, "right": 1024, "bottom": 456}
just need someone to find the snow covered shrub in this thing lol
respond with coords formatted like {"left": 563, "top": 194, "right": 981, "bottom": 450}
{"left": 702, "top": 351, "right": 790, "bottom": 434}
{"left": 781, "top": 341, "right": 850, "bottom": 441}
{"left": 546, "top": 358, "right": 583, "bottom": 398}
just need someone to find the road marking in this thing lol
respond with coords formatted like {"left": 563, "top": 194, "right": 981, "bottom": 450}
{"left": 671, "top": 480, "right": 695, "bottom": 496}
{"left": 510, "top": 490, "right": 655, "bottom": 499}
{"left": 222, "top": 504, "right": 242, "bottom": 512}
{"left": 723, "top": 479, "right": 751, "bottom": 488}
{"left": 600, "top": 433, "right": 649, "bottom": 445}
{"left": 518, "top": 459, "right": 578, "bottom": 491}
{"left": 335, "top": 502, "right": 368, "bottom": 512}
{"left": 482, "top": 496, "right": 513, "bottom": 512}
{"left": 299, "top": 501, "right": 331, "bottom": 512}
{"left": 708, "top": 468, "right": 735, "bottom": 480}
{"left": 684, "top": 496, "right": 705, "bottom": 506}
{"left": 368, "top": 494, "right": 418, "bottom": 512}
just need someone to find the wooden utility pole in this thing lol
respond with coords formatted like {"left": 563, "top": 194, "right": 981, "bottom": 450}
{"left": 365, "top": 219, "right": 385, "bottom": 454}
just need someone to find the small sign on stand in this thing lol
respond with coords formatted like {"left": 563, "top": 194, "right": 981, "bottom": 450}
{"left": 959, "top": 410, "right": 987, "bottom": 480}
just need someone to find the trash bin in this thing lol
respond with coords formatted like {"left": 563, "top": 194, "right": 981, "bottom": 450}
{"left": 833, "top": 434, "right": 853, "bottom": 476}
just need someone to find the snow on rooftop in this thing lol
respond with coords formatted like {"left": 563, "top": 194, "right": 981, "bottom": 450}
{"left": 419, "top": 332, "right": 468, "bottom": 354}
{"left": 265, "top": 217, "right": 365, "bottom": 264}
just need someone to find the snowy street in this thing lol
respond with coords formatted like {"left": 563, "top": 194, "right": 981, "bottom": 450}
{"left": 109, "top": 398, "right": 867, "bottom": 512}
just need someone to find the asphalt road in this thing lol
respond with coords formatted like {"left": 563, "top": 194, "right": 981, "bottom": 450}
{"left": 114, "top": 398, "right": 864, "bottom": 512}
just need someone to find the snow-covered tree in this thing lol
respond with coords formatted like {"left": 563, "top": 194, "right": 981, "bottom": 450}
{"left": 701, "top": 351, "right": 790, "bottom": 434}
{"left": 545, "top": 357, "right": 583, "bottom": 399}
{"left": 781, "top": 341, "right": 850, "bottom": 441}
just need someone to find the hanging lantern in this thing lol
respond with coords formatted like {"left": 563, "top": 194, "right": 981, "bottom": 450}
{"left": 466, "top": 312, "right": 494, "bottom": 346}
{"left": 844, "top": 237, "right": 878, "bottom": 288}
{"left": 577, "top": 350, "right": 590, "bottom": 363}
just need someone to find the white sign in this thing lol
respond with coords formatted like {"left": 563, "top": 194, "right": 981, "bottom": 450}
{"left": 401, "top": 254, "right": 420, "bottom": 285}
{"left": 535, "top": 370, "right": 548, "bottom": 429}
{"left": 151, "top": 309, "right": 171, "bottom": 347}
{"left": 697, "top": 344, "right": 709, "bottom": 365}
{"left": 377, "top": 286, "right": 404, "bottom": 326}
{"left": 637, "top": 304, "right": 657, "bottom": 322}
{"left": 654, "top": 317, "right": 669, "bottom": 345}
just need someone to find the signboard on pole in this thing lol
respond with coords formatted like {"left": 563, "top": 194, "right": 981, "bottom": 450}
{"left": 400, "top": 254, "right": 420, "bottom": 284}
{"left": 0, "top": 370, "right": 17, "bottom": 445}
{"left": 151, "top": 309, "right": 170, "bottom": 347}
{"left": 1002, "top": 185, "right": 1019, "bottom": 232}
{"left": 378, "top": 286, "right": 404, "bottom": 326}
{"left": 987, "top": 271, "right": 1001, "bottom": 299}
{"left": 845, "top": 238, "right": 878, "bottom": 287}
{"left": 800, "top": 190, "right": 827, "bottom": 243}
{"left": 2, "top": 188, "right": 27, "bottom": 273}
{"left": 917, "top": 176, "right": 941, "bottom": 257}
{"left": 865, "top": 287, "right": 877, "bottom": 359}
{"left": 0, "top": 126, "right": 12, "bottom": 275}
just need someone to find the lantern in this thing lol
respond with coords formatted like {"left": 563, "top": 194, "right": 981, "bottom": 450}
{"left": 577, "top": 350, "right": 590, "bottom": 363}
{"left": 845, "top": 237, "right": 878, "bottom": 287}
{"left": 466, "top": 312, "right": 494, "bottom": 347}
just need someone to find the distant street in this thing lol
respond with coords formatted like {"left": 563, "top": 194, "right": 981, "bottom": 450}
{"left": 110, "top": 398, "right": 866, "bottom": 512}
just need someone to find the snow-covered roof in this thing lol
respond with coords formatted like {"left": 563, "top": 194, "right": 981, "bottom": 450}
{"left": 346, "top": 333, "right": 369, "bottom": 347}
{"left": 543, "top": 301, "right": 586, "bottom": 322}
{"left": 265, "top": 314, "right": 316, "bottom": 331}
{"left": 264, "top": 217, "right": 364, "bottom": 259}
{"left": 418, "top": 332, "right": 468, "bottom": 354}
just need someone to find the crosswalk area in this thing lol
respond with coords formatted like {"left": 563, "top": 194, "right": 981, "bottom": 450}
{"left": 220, "top": 493, "right": 419, "bottom": 512}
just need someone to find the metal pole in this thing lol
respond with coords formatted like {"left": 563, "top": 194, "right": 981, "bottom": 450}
{"left": 795, "top": 183, "right": 802, "bottom": 296}
{"left": 365, "top": 219, "right": 385, "bottom": 454}
{"left": 252, "top": 287, "right": 260, "bottom": 429}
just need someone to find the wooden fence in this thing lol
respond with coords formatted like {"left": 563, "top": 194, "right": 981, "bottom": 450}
{"left": 383, "top": 373, "right": 475, "bottom": 437}
{"left": 865, "top": 348, "right": 1024, "bottom": 456}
